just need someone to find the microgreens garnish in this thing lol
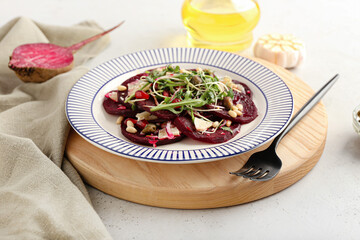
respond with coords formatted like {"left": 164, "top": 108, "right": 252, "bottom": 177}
{"left": 142, "top": 65, "right": 234, "bottom": 118}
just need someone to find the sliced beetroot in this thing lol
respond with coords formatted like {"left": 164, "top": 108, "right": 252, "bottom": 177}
{"left": 126, "top": 70, "right": 179, "bottom": 120}
{"left": 118, "top": 72, "right": 149, "bottom": 108}
{"left": 136, "top": 98, "right": 178, "bottom": 120}
{"left": 197, "top": 110, "right": 222, "bottom": 122}
{"left": 122, "top": 72, "right": 149, "bottom": 86}
{"left": 233, "top": 80, "right": 252, "bottom": 98}
{"left": 173, "top": 116, "right": 241, "bottom": 143}
{"left": 207, "top": 90, "right": 258, "bottom": 124}
{"left": 103, "top": 96, "right": 139, "bottom": 117}
{"left": 8, "top": 22, "right": 124, "bottom": 83}
{"left": 103, "top": 72, "right": 149, "bottom": 116}
{"left": 120, "top": 120, "right": 184, "bottom": 146}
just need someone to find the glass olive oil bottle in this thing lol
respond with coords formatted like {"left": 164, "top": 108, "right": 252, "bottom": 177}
{"left": 182, "top": 0, "right": 260, "bottom": 52}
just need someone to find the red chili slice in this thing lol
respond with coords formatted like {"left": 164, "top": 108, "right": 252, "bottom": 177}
{"left": 135, "top": 90, "right": 150, "bottom": 99}
{"left": 125, "top": 118, "right": 137, "bottom": 125}
{"left": 135, "top": 120, "right": 148, "bottom": 129}
{"left": 163, "top": 90, "right": 170, "bottom": 97}
{"left": 172, "top": 98, "right": 181, "bottom": 109}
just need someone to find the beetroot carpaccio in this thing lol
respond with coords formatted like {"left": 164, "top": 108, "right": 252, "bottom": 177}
{"left": 103, "top": 65, "right": 258, "bottom": 147}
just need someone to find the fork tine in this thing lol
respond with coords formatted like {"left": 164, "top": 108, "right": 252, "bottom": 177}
{"left": 244, "top": 168, "right": 268, "bottom": 179}
{"left": 230, "top": 166, "right": 277, "bottom": 181}
{"left": 250, "top": 170, "right": 278, "bottom": 181}
{"left": 249, "top": 170, "right": 269, "bottom": 180}
{"left": 242, "top": 168, "right": 263, "bottom": 178}
{"left": 229, "top": 166, "right": 255, "bottom": 176}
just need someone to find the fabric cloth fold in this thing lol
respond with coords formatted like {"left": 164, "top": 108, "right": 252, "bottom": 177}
{"left": 0, "top": 17, "right": 112, "bottom": 239}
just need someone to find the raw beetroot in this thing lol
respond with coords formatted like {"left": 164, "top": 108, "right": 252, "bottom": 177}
{"left": 8, "top": 21, "right": 124, "bottom": 83}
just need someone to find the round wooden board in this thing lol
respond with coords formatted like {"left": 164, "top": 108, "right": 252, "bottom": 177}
{"left": 66, "top": 57, "right": 328, "bottom": 209}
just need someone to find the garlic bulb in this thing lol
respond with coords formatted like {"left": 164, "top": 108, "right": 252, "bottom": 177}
{"left": 254, "top": 34, "right": 305, "bottom": 69}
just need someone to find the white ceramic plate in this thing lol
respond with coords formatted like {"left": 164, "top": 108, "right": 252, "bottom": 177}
{"left": 66, "top": 48, "right": 293, "bottom": 163}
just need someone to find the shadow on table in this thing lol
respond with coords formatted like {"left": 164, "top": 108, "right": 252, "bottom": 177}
{"left": 344, "top": 134, "right": 360, "bottom": 161}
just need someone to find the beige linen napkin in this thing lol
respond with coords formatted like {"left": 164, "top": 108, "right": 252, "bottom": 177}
{"left": 0, "top": 17, "right": 112, "bottom": 239}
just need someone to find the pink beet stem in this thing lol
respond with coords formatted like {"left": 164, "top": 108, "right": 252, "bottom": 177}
{"left": 67, "top": 21, "right": 125, "bottom": 52}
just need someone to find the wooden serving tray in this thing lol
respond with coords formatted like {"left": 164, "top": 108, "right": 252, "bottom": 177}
{"left": 66, "top": 58, "right": 327, "bottom": 209}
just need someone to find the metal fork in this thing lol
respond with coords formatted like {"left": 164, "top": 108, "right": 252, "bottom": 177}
{"left": 230, "top": 74, "right": 339, "bottom": 181}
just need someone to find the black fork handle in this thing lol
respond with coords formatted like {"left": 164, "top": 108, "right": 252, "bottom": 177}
{"left": 271, "top": 74, "right": 339, "bottom": 149}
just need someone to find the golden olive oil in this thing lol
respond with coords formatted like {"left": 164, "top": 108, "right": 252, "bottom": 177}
{"left": 182, "top": 0, "right": 260, "bottom": 52}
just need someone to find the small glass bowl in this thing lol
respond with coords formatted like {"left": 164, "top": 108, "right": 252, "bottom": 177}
{"left": 352, "top": 104, "right": 360, "bottom": 134}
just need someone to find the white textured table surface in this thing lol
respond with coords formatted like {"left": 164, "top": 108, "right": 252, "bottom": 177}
{"left": 3, "top": 0, "right": 360, "bottom": 239}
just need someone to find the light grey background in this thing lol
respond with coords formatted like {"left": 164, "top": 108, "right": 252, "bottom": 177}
{"left": 2, "top": 0, "right": 359, "bottom": 239}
